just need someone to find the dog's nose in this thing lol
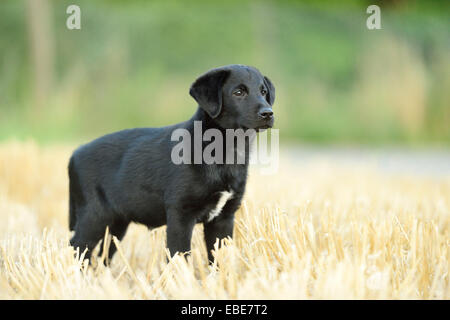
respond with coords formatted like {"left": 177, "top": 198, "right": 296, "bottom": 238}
{"left": 258, "top": 108, "right": 273, "bottom": 119}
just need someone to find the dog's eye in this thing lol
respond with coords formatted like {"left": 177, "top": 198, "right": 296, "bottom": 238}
{"left": 233, "top": 89, "right": 245, "bottom": 96}
{"left": 261, "top": 88, "right": 267, "bottom": 96}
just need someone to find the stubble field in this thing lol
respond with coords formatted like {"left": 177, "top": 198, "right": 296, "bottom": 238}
{"left": 0, "top": 141, "right": 448, "bottom": 299}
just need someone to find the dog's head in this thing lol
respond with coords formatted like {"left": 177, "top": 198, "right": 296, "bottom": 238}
{"left": 189, "top": 64, "right": 275, "bottom": 130}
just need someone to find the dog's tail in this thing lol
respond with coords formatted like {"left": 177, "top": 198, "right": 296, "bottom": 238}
{"left": 68, "top": 156, "right": 83, "bottom": 231}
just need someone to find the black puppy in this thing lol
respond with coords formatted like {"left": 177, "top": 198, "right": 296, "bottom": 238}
{"left": 68, "top": 64, "right": 275, "bottom": 263}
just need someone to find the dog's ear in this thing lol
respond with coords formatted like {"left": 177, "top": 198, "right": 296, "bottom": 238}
{"left": 263, "top": 76, "right": 275, "bottom": 106}
{"left": 189, "top": 68, "right": 230, "bottom": 118}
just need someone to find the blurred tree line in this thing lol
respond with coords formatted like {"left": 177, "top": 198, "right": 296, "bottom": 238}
{"left": 1, "top": 0, "right": 449, "bottom": 145}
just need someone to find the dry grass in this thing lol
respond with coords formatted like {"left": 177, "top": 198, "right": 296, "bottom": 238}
{"left": 0, "top": 140, "right": 449, "bottom": 299}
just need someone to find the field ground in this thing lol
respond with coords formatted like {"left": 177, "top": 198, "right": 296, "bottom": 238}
{"left": 0, "top": 141, "right": 449, "bottom": 299}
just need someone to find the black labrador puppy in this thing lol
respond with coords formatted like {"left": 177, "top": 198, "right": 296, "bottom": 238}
{"left": 68, "top": 64, "right": 275, "bottom": 263}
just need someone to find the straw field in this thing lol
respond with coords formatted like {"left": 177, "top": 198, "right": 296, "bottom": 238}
{"left": 0, "top": 141, "right": 448, "bottom": 299}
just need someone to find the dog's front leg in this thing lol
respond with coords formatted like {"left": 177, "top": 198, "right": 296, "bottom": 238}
{"left": 166, "top": 208, "right": 196, "bottom": 258}
{"left": 203, "top": 198, "right": 240, "bottom": 263}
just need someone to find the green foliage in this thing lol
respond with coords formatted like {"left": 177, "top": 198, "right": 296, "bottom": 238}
{"left": 0, "top": 0, "right": 449, "bottom": 145}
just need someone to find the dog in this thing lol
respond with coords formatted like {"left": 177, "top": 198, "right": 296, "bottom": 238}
{"left": 68, "top": 64, "right": 275, "bottom": 263}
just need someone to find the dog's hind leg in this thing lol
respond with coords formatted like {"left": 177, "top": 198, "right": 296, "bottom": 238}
{"left": 70, "top": 207, "right": 111, "bottom": 263}
{"left": 97, "top": 219, "right": 129, "bottom": 264}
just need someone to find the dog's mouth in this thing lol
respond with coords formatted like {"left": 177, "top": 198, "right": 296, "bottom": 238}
{"left": 255, "top": 125, "right": 272, "bottom": 132}
{"left": 242, "top": 123, "right": 273, "bottom": 132}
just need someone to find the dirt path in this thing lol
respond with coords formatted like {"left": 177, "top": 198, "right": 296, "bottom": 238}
{"left": 282, "top": 145, "right": 450, "bottom": 179}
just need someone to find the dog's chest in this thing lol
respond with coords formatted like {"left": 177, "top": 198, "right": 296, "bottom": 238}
{"left": 207, "top": 190, "right": 234, "bottom": 222}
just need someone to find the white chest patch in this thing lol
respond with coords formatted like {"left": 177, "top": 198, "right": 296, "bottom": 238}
{"left": 207, "top": 191, "right": 234, "bottom": 222}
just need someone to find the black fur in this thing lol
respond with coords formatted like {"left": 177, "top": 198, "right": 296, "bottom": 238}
{"left": 69, "top": 64, "right": 275, "bottom": 263}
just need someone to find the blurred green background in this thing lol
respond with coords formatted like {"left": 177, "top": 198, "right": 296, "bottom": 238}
{"left": 0, "top": 0, "right": 449, "bottom": 145}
